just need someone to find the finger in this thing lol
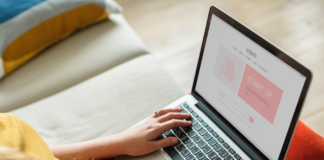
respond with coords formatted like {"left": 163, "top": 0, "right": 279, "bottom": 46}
{"left": 157, "top": 112, "right": 191, "bottom": 123}
{"left": 152, "top": 108, "right": 182, "bottom": 118}
{"left": 152, "top": 137, "right": 178, "bottom": 150}
{"left": 158, "top": 108, "right": 182, "bottom": 116}
{"left": 158, "top": 119, "right": 191, "bottom": 134}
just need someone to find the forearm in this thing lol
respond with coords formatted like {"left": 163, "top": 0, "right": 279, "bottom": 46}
{"left": 49, "top": 108, "right": 191, "bottom": 159}
{"left": 50, "top": 134, "right": 125, "bottom": 160}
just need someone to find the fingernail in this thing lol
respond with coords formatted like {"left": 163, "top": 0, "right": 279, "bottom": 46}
{"left": 172, "top": 138, "right": 178, "bottom": 144}
{"left": 177, "top": 107, "right": 182, "bottom": 110}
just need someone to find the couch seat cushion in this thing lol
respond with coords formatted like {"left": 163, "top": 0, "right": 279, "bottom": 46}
{"left": 10, "top": 54, "right": 183, "bottom": 146}
{"left": 0, "top": 14, "right": 149, "bottom": 112}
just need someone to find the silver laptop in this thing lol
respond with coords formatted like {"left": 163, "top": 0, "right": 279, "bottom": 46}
{"left": 116, "top": 5, "right": 312, "bottom": 160}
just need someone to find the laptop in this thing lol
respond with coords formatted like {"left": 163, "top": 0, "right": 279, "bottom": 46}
{"left": 116, "top": 5, "right": 312, "bottom": 160}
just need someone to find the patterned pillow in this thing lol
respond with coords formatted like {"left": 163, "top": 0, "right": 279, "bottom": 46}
{"left": 0, "top": 0, "right": 122, "bottom": 79}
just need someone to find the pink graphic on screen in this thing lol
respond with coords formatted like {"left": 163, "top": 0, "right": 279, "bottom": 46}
{"left": 249, "top": 117, "right": 254, "bottom": 123}
{"left": 238, "top": 64, "right": 283, "bottom": 124}
{"left": 213, "top": 45, "right": 245, "bottom": 93}
{"left": 218, "top": 55, "right": 236, "bottom": 82}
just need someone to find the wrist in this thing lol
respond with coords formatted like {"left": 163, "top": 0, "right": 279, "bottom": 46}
{"left": 50, "top": 133, "right": 129, "bottom": 159}
{"left": 108, "top": 133, "right": 128, "bottom": 156}
{"left": 81, "top": 133, "right": 127, "bottom": 159}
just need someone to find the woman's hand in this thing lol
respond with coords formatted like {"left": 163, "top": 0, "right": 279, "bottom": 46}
{"left": 117, "top": 107, "right": 192, "bottom": 156}
{"left": 50, "top": 107, "right": 191, "bottom": 159}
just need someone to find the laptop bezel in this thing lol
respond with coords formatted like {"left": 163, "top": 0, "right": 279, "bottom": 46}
{"left": 191, "top": 5, "right": 312, "bottom": 160}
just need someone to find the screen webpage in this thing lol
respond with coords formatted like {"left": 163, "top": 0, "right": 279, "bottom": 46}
{"left": 196, "top": 14, "right": 306, "bottom": 160}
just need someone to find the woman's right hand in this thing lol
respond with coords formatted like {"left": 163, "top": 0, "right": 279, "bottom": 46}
{"left": 50, "top": 107, "right": 191, "bottom": 159}
{"left": 116, "top": 107, "right": 191, "bottom": 156}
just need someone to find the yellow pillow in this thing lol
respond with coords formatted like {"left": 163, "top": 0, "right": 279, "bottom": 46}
{"left": 0, "top": 0, "right": 122, "bottom": 78}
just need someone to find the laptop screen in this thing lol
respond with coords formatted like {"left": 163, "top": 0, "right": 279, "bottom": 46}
{"left": 195, "top": 14, "right": 306, "bottom": 159}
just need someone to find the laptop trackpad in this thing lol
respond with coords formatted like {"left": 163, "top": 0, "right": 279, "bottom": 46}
{"left": 114, "top": 150, "right": 168, "bottom": 160}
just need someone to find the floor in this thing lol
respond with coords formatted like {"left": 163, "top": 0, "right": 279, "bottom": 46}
{"left": 115, "top": 0, "right": 324, "bottom": 136}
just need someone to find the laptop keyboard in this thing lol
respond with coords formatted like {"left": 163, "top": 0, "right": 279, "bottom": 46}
{"left": 160, "top": 103, "right": 243, "bottom": 160}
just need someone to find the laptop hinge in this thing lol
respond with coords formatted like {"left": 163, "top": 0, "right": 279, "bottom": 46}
{"left": 195, "top": 101, "right": 264, "bottom": 160}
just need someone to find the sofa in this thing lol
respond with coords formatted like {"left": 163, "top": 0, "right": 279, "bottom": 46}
{"left": 0, "top": 14, "right": 184, "bottom": 146}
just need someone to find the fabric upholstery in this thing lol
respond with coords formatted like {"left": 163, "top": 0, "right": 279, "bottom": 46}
{"left": 10, "top": 54, "right": 184, "bottom": 146}
{"left": 0, "top": 0, "right": 122, "bottom": 77}
{"left": 0, "top": 14, "right": 149, "bottom": 112}
{"left": 286, "top": 120, "right": 324, "bottom": 160}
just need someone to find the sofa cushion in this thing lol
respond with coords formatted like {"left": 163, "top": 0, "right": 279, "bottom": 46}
{"left": 0, "top": 0, "right": 123, "bottom": 78}
{"left": 0, "top": 14, "right": 149, "bottom": 112}
{"left": 10, "top": 54, "right": 183, "bottom": 146}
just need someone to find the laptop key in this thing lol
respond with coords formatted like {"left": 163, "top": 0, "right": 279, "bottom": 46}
{"left": 189, "top": 131, "right": 198, "bottom": 138}
{"left": 196, "top": 152, "right": 206, "bottom": 160}
{"left": 188, "top": 108, "right": 194, "bottom": 113}
{"left": 203, "top": 146, "right": 212, "bottom": 154}
{"left": 233, "top": 153, "right": 242, "bottom": 160}
{"left": 193, "top": 136, "right": 203, "bottom": 143}
{"left": 217, "top": 137, "right": 225, "bottom": 143}
{"left": 228, "top": 148, "right": 236, "bottom": 154}
{"left": 183, "top": 103, "right": 190, "bottom": 108}
{"left": 174, "top": 139, "right": 181, "bottom": 146}
{"left": 186, "top": 142, "right": 196, "bottom": 149}
{"left": 208, "top": 151, "right": 218, "bottom": 159}
{"left": 197, "top": 117, "right": 204, "bottom": 122}
{"left": 167, "top": 133, "right": 176, "bottom": 138}
{"left": 194, "top": 124, "right": 203, "bottom": 131}
{"left": 219, "top": 149, "right": 229, "bottom": 157}
{"left": 182, "top": 137, "right": 191, "bottom": 144}
{"left": 191, "top": 147, "right": 201, "bottom": 155}
{"left": 173, "top": 128, "right": 182, "bottom": 134}
{"left": 198, "top": 141, "right": 207, "bottom": 149}
{"left": 224, "top": 155, "right": 234, "bottom": 160}
{"left": 208, "top": 139, "right": 218, "bottom": 146}
{"left": 176, "top": 131, "right": 187, "bottom": 139}
{"left": 192, "top": 112, "right": 199, "bottom": 118}
{"left": 192, "top": 119, "right": 198, "bottom": 125}
{"left": 212, "top": 132, "right": 219, "bottom": 138}
{"left": 223, "top": 142, "right": 230, "bottom": 149}
{"left": 214, "top": 144, "right": 223, "bottom": 152}
{"left": 181, "top": 109, "right": 188, "bottom": 113}
{"left": 202, "top": 122, "right": 209, "bottom": 127}
{"left": 176, "top": 144, "right": 186, "bottom": 152}
{"left": 207, "top": 126, "right": 214, "bottom": 133}
{"left": 181, "top": 149, "right": 190, "bottom": 157}
{"left": 203, "top": 133, "right": 213, "bottom": 141}
{"left": 164, "top": 130, "right": 172, "bottom": 137}
{"left": 186, "top": 154, "right": 196, "bottom": 160}
{"left": 198, "top": 129, "right": 207, "bottom": 136}
{"left": 215, "top": 157, "right": 222, "bottom": 160}
{"left": 182, "top": 126, "right": 193, "bottom": 133}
